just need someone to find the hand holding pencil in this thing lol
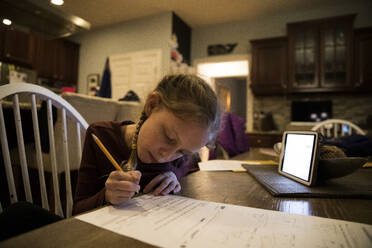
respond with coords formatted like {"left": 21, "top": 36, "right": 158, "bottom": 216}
{"left": 91, "top": 133, "right": 141, "bottom": 205}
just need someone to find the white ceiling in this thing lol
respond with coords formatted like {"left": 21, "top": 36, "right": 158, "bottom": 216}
{"left": 61, "top": 0, "right": 363, "bottom": 29}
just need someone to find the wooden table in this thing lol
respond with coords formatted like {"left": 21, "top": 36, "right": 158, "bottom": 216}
{"left": 1, "top": 149, "right": 372, "bottom": 247}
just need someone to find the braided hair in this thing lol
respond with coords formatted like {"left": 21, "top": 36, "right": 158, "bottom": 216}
{"left": 121, "top": 111, "right": 147, "bottom": 171}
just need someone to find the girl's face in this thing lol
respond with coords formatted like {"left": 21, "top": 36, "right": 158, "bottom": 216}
{"left": 137, "top": 106, "right": 210, "bottom": 164}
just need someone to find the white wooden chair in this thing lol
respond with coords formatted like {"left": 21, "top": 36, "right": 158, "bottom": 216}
{"left": 0, "top": 83, "right": 88, "bottom": 218}
{"left": 311, "top": 119, "right": 365, "bottom": 138}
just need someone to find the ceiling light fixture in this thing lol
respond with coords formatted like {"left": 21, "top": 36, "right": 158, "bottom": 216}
{"left": 51, "top": 0, "right": 64, "bottom": 6}
{"left": 2, "top": 19, "right": 12, "bottom": 25}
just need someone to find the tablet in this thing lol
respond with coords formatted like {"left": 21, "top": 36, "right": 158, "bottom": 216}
{"left": 278, "top": 131, "right": 320, "bottom": 186}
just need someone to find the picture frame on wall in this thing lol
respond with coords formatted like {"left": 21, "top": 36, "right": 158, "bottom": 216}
{"left": 87, "top": 73, "right": 100, "bottom": 96}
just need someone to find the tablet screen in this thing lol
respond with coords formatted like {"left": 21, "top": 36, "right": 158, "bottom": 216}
{"left": 280, "top": 132, "right": 317, "bottom": 182}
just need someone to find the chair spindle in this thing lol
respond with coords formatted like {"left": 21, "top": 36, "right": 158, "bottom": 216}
{"left": 13, "top": 94, "right": 32, "bottom": 203}
{"left": 31, "top": 94, "right": 49, "bottom": 210}
{"left": 0, "top": 103, "right": 18, "bottom": 206}
{"left": 47, "top": 99, "right": 63, "bottom": 217}
{"left": 61, "top": 108, "right": 73, "bottom": 218}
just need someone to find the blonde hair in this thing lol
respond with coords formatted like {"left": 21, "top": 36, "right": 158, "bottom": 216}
{"left": 123, "top": 74, "right": 221, "bottom": 171}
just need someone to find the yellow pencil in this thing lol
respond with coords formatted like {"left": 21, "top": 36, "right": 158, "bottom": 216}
{"left": 91, "top": 133, "right": 124, "bottom": 172}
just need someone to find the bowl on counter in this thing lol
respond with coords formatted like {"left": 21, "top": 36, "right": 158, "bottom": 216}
{"left": 317, "top": 157, "right": 368, "bottom": 180}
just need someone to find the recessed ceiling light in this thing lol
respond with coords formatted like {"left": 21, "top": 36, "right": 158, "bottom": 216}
{"left": 2, "top": 19, "right": 12, "bottom": 25}
{"left": 51, "top": 0, "right": 64, "bottom": 6}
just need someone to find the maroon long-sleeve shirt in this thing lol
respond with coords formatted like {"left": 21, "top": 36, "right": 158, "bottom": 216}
{"left": 73, "top": 121, "right": 197, "bottom": 215}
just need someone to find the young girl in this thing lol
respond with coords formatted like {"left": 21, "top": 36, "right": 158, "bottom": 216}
{"left": 73, "top": 74, "right": 221, "bottom": 215}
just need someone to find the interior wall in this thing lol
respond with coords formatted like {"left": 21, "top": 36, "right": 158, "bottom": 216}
{"left": 191, "top": 0, "right": 372, "bottom": 61}
{"left": 70, "top": 12, "right": 172, "bottom": 94}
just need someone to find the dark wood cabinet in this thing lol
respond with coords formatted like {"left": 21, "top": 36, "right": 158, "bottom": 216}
{"left": 288, "top": 21, "right": 319, "bottom": 91}
{"left": 250, "top": 37, "right": 288, "bottom": 95}
{"left": 1, "top": 27, "right": 35, "bottom": 67}
{"left": 62, "top": 40, "right": 80, "bottom": 85}
{"left": 248, "top": 15, "right": 368, "bottom": 96}
{"left": 53, "top": 39, "right": 68, "bottom": 82}
{"left": 33, "top": 37, "right": 80, "bottom": 85}
{"left": 33, "top": 36, "right": 55, "bottom": 79}
{"left": 0, "top": 27, "right": 79, "bottom": 86}
{"left": 354, "top": 27, "right": 372, "bottom": 92}
{"left": 0, "top": 26, "right": 5, "bottom": 59}
{"left": 320, "top": 17, "right": 354, "bottom": 89}
{"left": 288, "top": 14, "right": 355, "bottom": 93}
{"left": 247, "top": 132, "right": 282, "bottom": 148}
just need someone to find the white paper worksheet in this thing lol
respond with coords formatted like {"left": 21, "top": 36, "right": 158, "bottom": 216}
{"left": 76, "top": 195, "right": 372, "bottom": 248}
{"left": 198, "top": 160, "right": 260, "bottom": 171}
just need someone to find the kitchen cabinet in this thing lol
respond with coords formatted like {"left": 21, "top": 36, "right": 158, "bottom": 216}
{"left": 250, "top": 37, "right": 288, "bottom": 95}
{"left": 287, "top": 14, "right": 355, "bottom": 93}
{"left": 34, "top": 37, "right": 80, "bottom": 85}
{"left": 354, "top": 27, "right": 372, "bottom": 92}
{"left": 0, "top": 26, "right": 5, "bottom": 59}
{"left": 63, "top": 40, "right": 80, "bottom": 85}
{"left": 50, "top": 39, "right": 80, "bottom": 85}
{"left": 33, "top": 36, "right": 55, "bottom": 79}
{"left": 0, "top": 26, "right": 79, "bottom": 85}
{"left": 1, "top": 27, "right": 35, "bottom": 67}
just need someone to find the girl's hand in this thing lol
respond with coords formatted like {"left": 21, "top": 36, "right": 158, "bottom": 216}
{"left": 105, "top": 170, "right": 141, "bottom": 205}
{"left": 143, "top": 171, "right": 181, "bottom": 196}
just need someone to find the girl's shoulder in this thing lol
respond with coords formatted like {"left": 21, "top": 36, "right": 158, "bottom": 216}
{"left": 88, "top": 121, "right": 133, "bottom": 132}
{"left": 87, "top": 121, "right": 133, "bottom": 155}
{"left": 87, "top": 121, "right": 132, "bottom": 145}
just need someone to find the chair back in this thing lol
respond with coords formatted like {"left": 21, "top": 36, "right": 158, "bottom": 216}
{"left": 0, "top": 83, "right": 88, "bottom": 218}
{"left": 311, "top": 119, "right": 365, "bottom": 138}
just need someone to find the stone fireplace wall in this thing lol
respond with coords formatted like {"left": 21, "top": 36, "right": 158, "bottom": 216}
{"left": 253, "top": 93, "right": 372, "bottom": 132}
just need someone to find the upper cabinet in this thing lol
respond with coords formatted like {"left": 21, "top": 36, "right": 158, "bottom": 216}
{"left": 33, "top": 37, "right": 80, "bottom": 85}
{"left": 0, "top": 26, "right": 80, "bottom": 86}
{"left": 33, "top": 36, "right": 55, "bottom": 79}
{"left": 0, "top": 27, "right": 5, "bottom": 59}
{"left": 0, "top": 27, "right": 35, "bottom": 67}
{"left": 62, "top": 40, "right": 80, "bottom": 86}
{"left": 354, "top": 27, "right": 372, "bottom": 92}
{"left": 287, "top": 14, "right": 355, "bottom": 93}
{"left": 251, "top": 37, "right": 288, "bottom": 95}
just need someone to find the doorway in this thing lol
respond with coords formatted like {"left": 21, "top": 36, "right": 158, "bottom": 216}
{"left": 195, "top": 55, "right": 253, "bottom": 131}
